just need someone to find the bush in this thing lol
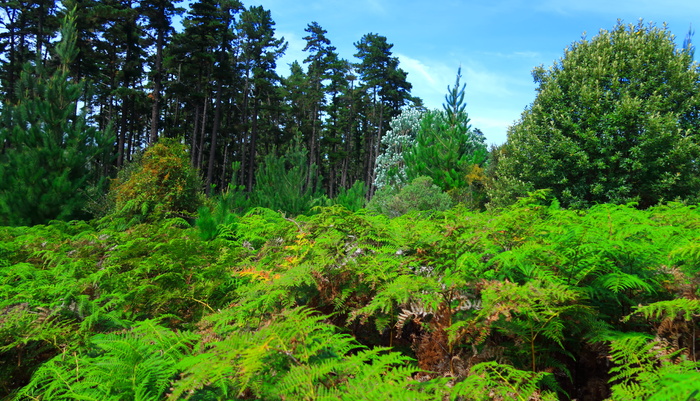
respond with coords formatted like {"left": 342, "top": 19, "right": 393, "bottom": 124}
{"left": 106, "top": 139, "right": 204, "bottom": 226}
{"left": 332, "top": 180, "right": 367, "bottom": 212}
{"left": 368, "top": 176, "right": 452, "bottom": 217}
{"left": 252, "top": 140, "right": 323, "bottom": 216}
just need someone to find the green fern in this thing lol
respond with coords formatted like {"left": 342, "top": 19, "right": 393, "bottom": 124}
{"left": 647, "top": 373, "right": 700, "bottom": 401}
{"left": 605, "top": 332, "right": 700, "bottom": 401}
{"left": 16, "top": 319, "right": 198, "bottom": 401}
{"left": 628, "top": 299, "right": 700, "bottom": 322}
{"left": 450, "top": 361, "right": 560, "bottom": 401}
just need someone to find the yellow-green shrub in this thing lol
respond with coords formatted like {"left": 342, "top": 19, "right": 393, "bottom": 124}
{"left": 108, "top": 139, "right": 203, "bottom": 225}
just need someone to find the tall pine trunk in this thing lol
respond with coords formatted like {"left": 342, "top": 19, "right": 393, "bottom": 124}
{"left": 206, "top": 80, "right": 223, "bottom": 195}
{"left": 149, "top": 24, "right": 164, "bottom": 144}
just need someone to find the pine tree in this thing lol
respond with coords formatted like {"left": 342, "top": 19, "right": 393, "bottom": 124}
{"left": 302, "top": 22, "right": 334, "bottom": 190}
{"left": 139, "top": 0, "right": 183, "bottom": 144}
{"left": 354, "top": 33, "right": 413, "bottom": 191}
{"left": 237, "top": 5, "right": 287, "bottom": 190}
{"left": 0, "top": 4, "right": 113, "bottom": 225}
{"left": 0, "top": 0, "right": 59, "bottom": 101}
{"left": 404, "top": 68, "right": 488, "bottom": 203}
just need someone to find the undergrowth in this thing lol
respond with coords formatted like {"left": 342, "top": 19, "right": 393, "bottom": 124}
{"left": 3, "top": 195, "right": 700, "bottom": 400}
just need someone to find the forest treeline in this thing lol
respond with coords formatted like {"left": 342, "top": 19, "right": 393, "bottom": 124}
{"left": 0, "top": 0, "right": 420, "bottom": 226}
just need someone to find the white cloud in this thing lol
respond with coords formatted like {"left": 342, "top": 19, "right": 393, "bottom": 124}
{"left": 395, "top": 53, "right": 440, "bottom": 86}
{"left": 276, "top": 31, "right": 307, "bottom": 75}
{"left": 395, "top": 53, "right": 453, "bottom": 109}
{"left": 394, "top": 53, "right": 531, "bottom": 144}
{"left": 461, "top": 63, "right": 516, "bottom": 99}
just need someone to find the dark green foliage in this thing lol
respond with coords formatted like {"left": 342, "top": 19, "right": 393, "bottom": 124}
{"left": 0, "top": 8, "right": 113, "bottom": 226}
{"left": 497, "top": 21, "right": 700, "bottom": 209}
{"left": 195, "top": 181, "right": 251, "bottom": 241}
{"left": 331, "top": 180, "right": 367, "bottom": 212}
{"left": 403, "top": 109, "right": 488, "bottom": 198}
{"left": 252, "top": 140, "right": 324, "bottom": 216}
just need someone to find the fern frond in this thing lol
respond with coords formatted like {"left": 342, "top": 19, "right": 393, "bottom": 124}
{"left": 628, "top": 298, "right": 700, "bottom": 322}
{"left": 648, "top": 372, "right": 700, "bottom": 401}
{"left": 595, "top": 272, "right": 655, "bottom": 295}
{"left": 450, "top": 361, "right": 559, "bottom": 401}
{"left": 17, "top": 320, "right": 198, "bottom": 401}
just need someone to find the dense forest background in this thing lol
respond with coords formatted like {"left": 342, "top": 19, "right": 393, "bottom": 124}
{"left": 4, "top": 0, "right": 700, "bottom": 400}
{"left": 0, "top": 0, "right": 427, "bottom": 226}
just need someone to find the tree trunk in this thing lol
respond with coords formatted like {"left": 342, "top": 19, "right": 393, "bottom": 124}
{"left": 190, "top": 103, "right": 200, "bottom": 165}
{"left": 247, "top": 98, "right": 259, "bottom": 191}
{"left": 149, "top": 22, "right": 164, "bottom": 145}
{"left": 197, "top": 95, "right": 208, "bottom": 170}
{"left": 206, "top": 80, "right": 223, "bottom": 195}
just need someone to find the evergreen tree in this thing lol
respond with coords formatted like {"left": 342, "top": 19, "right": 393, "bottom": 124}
{"left": 354, "top": 33, "right": 413, "bottom": 191}
{"left": 0, "top": 5, "right": 113, "bottom": 225}
{"left": 237, "top": 5, "right": 287, "bottom": 190}
{"left": 99, "top": 0, "right": 148, "bottom": 168}
{"left": 164, "top": 0, "right": 242, "bottom": 193}
{"left": 281, "top": 61, "right": 312, "bottom": 136}
{"left": 302, "top": 22, "right": 334, "bottom": 188}
{"left": 0, "top": 0, "right": 59, "bottom": 101}
{"left": 138, "top": 0, "right": 183, "bottom": 144}
{"left": 323, "top": 54, "right": 353, "bottom": 197}
{"left": 252, "top": 138, "right": 321, "bottom": 216}
{"left": 404, "top": 67, "right": 487, "bottom": 196}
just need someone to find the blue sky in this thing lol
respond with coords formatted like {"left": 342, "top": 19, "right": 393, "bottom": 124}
{"left": 243, "top": 0, "right": 700, "bottom": 145}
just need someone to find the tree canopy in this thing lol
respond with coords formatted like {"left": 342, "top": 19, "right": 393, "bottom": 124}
{"left": 0, "top": 6, "right": 112, "bottom": 225}
{"left": 494, "top": 21, "right": 700, "bottom": 208}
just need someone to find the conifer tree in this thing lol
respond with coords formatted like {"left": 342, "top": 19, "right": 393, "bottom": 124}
{"left": 0, "top": 0, "right": 59, "bottom": 101}
{"left": 403, "top": 68, "right": 487, "bottom": 199}
{"left": 139, "top": 0, "right": 183, "bottom": 144}
{"left": 0, "top": 5, "right": 113, "bottom": 225}
{"left": 237, "top": 5, "right": 287, "bottom": 190}
{"left": 354, "top": 33, "right": 413, "bottom": 190}
{"left": 302, "top": 22, "right": 334, "bottom": 186}
{"left": 252, "top": 138, "right": 321, "bottom": 216}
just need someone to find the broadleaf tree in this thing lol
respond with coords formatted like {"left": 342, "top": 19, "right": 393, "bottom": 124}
{"left": 494, "top": 21, "right": 700, "bottom": 209}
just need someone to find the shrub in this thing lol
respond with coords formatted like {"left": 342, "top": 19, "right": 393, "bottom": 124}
{"left": 332, "top": 180, "right": 367, "bottom": 212}
{"left": 368, "top": 176, "right": 452, "bottom": 217}
{"left": 106, "top": 139, "right": 203, "bottom": 226}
